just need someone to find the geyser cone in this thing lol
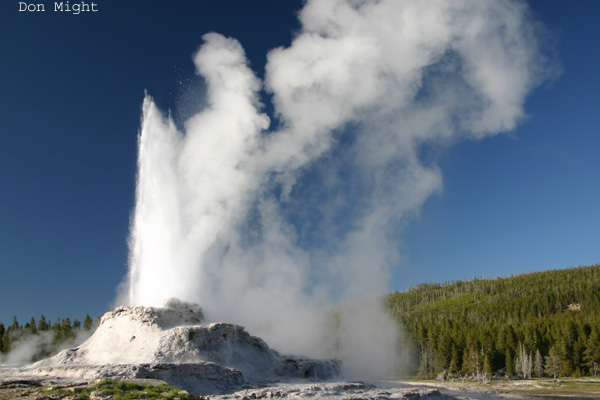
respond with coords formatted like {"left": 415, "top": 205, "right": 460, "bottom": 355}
{"left": 25, "top": 300, "right": 339, "bottom": 394}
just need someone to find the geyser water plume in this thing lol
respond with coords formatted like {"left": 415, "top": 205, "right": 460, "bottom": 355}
{"left": 120, "top": 0, "right": 555, "bottom": 377}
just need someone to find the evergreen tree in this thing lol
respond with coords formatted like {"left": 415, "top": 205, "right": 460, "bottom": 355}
{"left": 52, "top": 318, "right": 63, "bottom": 344}
{"left": 83, "top": 315, "right": 93, "bottom": 331}
{"left": 560, "top": 359, "right": 574, "bottom": 377}
{"left": 10, "top": 316, "right": 19, "bottom": 330}
{"left": 418, "top": 340, "right": 435, "bottom": 378}
{"left": 463, "top": 344, "right": 482, "bottom": 376}
{"left": 27, "top": 317, "right": 37, "bottom": 334}
{"left": 584, "top": 328, "right": 600, "bottom": 376}
{"left": 505, "top": 349, "right": 515, "bottom": 376}
{"left": 534, "top": 349, "right": 544, "bottom": 377}
{"left": 0, "top": 323, "right": 5, "bottom": 353}
{"left": 545, "top": 346, "right": 561, "bottom": 380}
{"left": 448, "top": 345, "right": 461, "bottom": 375}
{"left": 38, "top": 315, "right": 49, "bottom": 331}
{"left": 483, "top": 353, "right": 493, "bottom": 376}
{"left": 61, "top": 318, "right": 74, "bottom": 340}
{"left": 515, "top": 343, "right": 523, "bottom": 378}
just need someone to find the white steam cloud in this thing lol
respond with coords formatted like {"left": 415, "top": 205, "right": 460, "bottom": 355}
{"left": 120, "top": 0, "right": 554, "bottom": 377}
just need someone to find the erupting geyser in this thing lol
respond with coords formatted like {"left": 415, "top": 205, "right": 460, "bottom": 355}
{"left": 119, "top": 0, "right": 554, "bottom": 378}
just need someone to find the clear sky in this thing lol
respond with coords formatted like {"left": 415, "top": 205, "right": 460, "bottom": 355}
{"left": 0, "top": 0, "right": 598, "bottom": 326}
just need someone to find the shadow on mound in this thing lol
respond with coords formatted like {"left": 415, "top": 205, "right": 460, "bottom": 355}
{"left": 18, "top": 299, "right": 340, "bottom": 395}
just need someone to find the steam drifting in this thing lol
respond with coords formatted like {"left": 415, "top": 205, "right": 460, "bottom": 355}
{"left": 121, "top": 0, "right": 553, "bottom": 377}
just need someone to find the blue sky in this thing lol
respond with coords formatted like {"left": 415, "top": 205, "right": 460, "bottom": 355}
{"left": 0, "top": 0, "right": 598, "bottom": 325}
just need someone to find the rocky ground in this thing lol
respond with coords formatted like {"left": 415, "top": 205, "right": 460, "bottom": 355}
{"left": 3, "top": 375, "right": 600, "bottom": 399}
{"left": 0, "top": 377, "right": 475, "bottom": 400}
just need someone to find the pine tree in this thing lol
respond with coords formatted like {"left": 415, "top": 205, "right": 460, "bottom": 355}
{"left": 505, "top": 349, "right": 515, "bottom": 376}
{"left": 449, "top": 345, "right": 461, "bottom": 375}
{"left": 483, "top": 353, "right": 493, "bottom": 376}
{"left": 515, "top": 343, "right": 523, "bottom": 377}
{"left": 464, "top": 344, "right": 482, "bottom": 376}
{"left": 38, "top": 315, "right": 49, "bottom": 331}
{"left": 83, "top": 315, "right": 93, "bottom": 331}
{"left": 418, "top": 340, "right": 435, "bottom": 378}
{"left": 584, "top": 328, "right": 600, "bottom": 376}
{"left": 534, "top": 349, "right": 544, "bottom": 377}
{"left": 27, "top": 317, "right": 37, "bottom": 334}
{"left": 52, "top": 319, "right": 63, "bottom": 344}
{"left": 61, "top": 318, "right": 74, "bottom": 340}
{"left": 545, "top": 346, "right": 561, "bottom": 381}
{"left": 0, "top": 323, "right": 5, "bottom": 353}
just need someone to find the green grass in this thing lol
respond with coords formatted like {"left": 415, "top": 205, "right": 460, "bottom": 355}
{"left": 532, "top": 379, "right": 600, "bottom": 394}
{"left": 42, "top": 378, "right": 198, "bottom": 400}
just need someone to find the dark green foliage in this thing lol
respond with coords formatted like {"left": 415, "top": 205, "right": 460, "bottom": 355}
{"left": 61, "top": 317, "right": 74, "bottom": 340}
{"left": 26, "top": 317, "right": 37, "bottom": 334}
{"left": 1, "top": 314, "right": 98, "bottom": 363}
{"left": 83, "top": 314, "right": 93, "bottom": 331}
{"left": 0, "top": 323, "right": 5, "bottom": 353}
{"left": 386, "top": 264, "right": 600, "bottom": 378}
{"left": 545, "top": 346, "right": 561, "bottom": 380}
{"left": 37, "top": 315, "right": 50, "bottom": 331}
{"left": 41, "top": 379, "right": 197, "bottom": 400}
{"left": 584, "top": 327, "right": 600, "bottom": 376}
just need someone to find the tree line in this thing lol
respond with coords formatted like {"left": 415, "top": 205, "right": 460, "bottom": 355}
{"left": 386, "top": 264, "right": 600, "bottom": 379}
{"left": 0, "top": 314, "right": 97, "bottom": 363}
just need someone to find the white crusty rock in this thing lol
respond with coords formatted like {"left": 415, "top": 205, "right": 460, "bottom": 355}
{"left": 21, "top": 299, "right": 339, "bottom": 394}
{"left": 210, "top": 382, "right": 459, "bottom": 400}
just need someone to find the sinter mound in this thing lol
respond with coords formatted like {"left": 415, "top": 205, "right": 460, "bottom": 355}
{"left": 15, "top": 299, "right": 339, "bottom": 395}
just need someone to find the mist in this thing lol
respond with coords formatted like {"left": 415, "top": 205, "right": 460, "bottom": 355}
{"left": 0, "top": 326, "right": 97, "bottom": 367}
{"left": 119, "top": 0, "right": 554, "bottom": 377}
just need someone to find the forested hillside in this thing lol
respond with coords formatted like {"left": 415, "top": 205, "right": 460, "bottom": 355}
{"left": 386, "top": 264, "right": 600, "bottom": 379}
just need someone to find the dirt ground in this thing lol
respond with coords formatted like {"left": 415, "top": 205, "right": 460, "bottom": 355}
{"left": 0, "top": 380, "right": 82, "bottom": 400}
{"left": 402, "top": 377, "right": 600, "bottom": 398}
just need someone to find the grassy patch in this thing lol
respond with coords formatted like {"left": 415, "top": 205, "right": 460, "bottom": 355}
{"left": 42, "top": 378, "right": 198, "bottom": 400}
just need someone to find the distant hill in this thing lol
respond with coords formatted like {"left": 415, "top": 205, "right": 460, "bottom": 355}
{"left": 386, "top": 264, "right": 600, "bottom": 379}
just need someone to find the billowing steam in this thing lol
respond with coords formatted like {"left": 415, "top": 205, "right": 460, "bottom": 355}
{"left": 120, "top": 0, "right": 553, "bottom": 377}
